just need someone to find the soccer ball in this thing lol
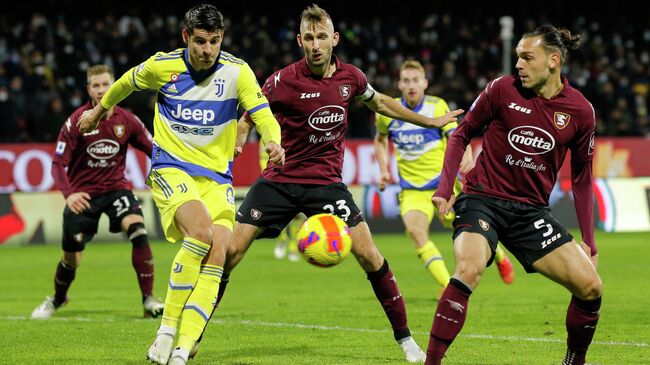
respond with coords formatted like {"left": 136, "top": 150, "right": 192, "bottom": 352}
{"left": 297, "top": 213, "right": 352, "bottom": 267}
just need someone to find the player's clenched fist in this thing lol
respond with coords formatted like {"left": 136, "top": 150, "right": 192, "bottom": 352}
{"left": 265, "top": 141, "right": 285, "bottom": 165}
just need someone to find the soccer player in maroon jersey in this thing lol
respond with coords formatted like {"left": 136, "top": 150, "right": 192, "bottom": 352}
{"left": 189, "top": 4, "right": 463, "bottom": 363}
{"left": 30, "top": 65, "right": 164, "bottom": 319}
{"left": 426, "top": 25, "right": 602, "bottom": 365}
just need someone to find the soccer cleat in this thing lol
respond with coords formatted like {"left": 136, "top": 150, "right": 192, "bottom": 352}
{"left": 168, "top": 347, "right": 189, "bottom": 365}
{"left": 398, "top": 336, "right": 426, "bottom": 363}
{"left": 31, "top": 296, "right": 67, "bottom": 319}
{"left": 146, "top": 333, "right": 174, "bottom": 365}
{"left": 273, "top": 241, "right": 288, "bottom": 259}
{"left": 143, "top": 296, "right": 165, "bottom": 318}
{"left": 496, "top": 255, "right": 515, "bottom": 285}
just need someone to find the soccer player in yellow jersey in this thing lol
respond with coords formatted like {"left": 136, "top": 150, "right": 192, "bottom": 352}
{"left": 374, "top": 61, "right": 514, "bottom": 298}
{"left": 77, "top": 5, "right": 284, "bottom": 365}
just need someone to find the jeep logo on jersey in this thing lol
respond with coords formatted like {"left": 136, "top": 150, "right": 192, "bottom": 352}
{"left": 394, "top": 132, "right": 425, "bottom": 145}
{"left": 87, "top": 139, "right": 120, "bottom": 159}
{"left": 308, "top": 105, "right": 346, "bottom": 131}
{"left": 170, "top": 104, "right": 216, "bottom": 124}
{"left": 508, "top": 126, "right": 555, "bottom": 155}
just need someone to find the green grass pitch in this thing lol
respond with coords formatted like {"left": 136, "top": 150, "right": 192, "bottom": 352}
{"left": 1, "top": 230, "right": 648, "bottom": 364}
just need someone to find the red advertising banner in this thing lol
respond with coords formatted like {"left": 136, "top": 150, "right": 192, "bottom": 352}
{"left": 1, "top": 137, "right": 649, "bottom": 192}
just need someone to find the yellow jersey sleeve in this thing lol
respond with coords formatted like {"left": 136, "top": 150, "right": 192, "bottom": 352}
{"left": 101, "top": 54, "right": 159, "bottom": 109}
{"left": 237, "top": 63, "right": 281, "bottom": 145}
{"left": 237, "top": 63, "right": 267, "bottom": 112}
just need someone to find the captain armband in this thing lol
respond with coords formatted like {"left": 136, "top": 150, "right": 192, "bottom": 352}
{"left": 357, "top": 83, "right": 376, "bottom": 102}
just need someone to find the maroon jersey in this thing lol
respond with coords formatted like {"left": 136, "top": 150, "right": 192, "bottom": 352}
{"left": 52, "top": 102, "right": 153, "bottom": 198}
{"left": 441, "top": 75, "right": 595, "bottom": 206}
{"left": 255, "top": 56, "right": 375, "bottom": 185}
{"left": 436, "top": 75, "right": 598, "bottom": 252}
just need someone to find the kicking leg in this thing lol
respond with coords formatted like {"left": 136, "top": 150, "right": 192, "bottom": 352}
{"left": 148, "top": 200, "right": 213, "bottom": 365}
{"left": 350, "top": 222, "right": 425, "bottom": 363}
{"left": 189, "top": 222, "right": 263, "bottom": 359}
{"left": 426, "top": 232, "right": 491, "bottom": 365}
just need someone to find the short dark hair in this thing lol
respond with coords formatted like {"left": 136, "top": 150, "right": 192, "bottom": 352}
{"left": 183, "top": 4, "right": 226, "bottom": 34}
{"left": 523, "top": 25, "right": 581, "bottom": 65}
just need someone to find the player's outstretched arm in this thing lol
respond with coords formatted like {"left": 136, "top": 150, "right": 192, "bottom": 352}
{"left": 363, "top": 91, "right": 463, "bottom": 128}
{"left": 79, "top": 59, "right": 157, "bottom": 133}
{"left": 373, "top": 133, "right": 391, "bottom": 191}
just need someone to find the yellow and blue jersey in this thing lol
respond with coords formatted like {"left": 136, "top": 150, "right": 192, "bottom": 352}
{"left": 102, "top": 48, "right": 275, "bottom": 184}
{"left": 375, "top": 95, "right": 457, "bottom": 190}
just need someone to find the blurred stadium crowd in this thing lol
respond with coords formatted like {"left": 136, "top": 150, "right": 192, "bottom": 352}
{"left": 0, "top": 2, "right": 648, "bottom": 142}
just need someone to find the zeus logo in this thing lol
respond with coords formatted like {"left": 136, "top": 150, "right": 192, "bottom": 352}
{"left": 508, "top": 102, "right": 532, "bottom": 114}
{"left": 170, "top": 104, "right": 215, "bottom": 124}
{"left": 171, "top": 124, "right": 214, "bottom": 135}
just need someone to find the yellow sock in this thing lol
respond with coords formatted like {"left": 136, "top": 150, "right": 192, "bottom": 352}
{"left": 176, "top": 264, "right": 223, "bottom": 351}
{"left": 495, "top": 245, "right": 505, "bottom": 263}
{"left": 416, "top": 241, "right": 451, "bottom": 287}
{"left": 287, "top": 217, "right": 302, "bottom": 254}
{"left": 277, "top": 228, "right": 289, "bottom": 243}
{"left": 160, "top": 237, "right": 210, "bottom": 329}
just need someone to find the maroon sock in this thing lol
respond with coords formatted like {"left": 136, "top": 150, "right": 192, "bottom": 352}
{"left": 215, "top": 273, "right": 230, "bottom": 308}
{"left": 54, "top": 261, "right": 76, "bottom": 306}
{"left": 367, "top": 259, "right": 410, "bottom": 341}
{"left": 132, "top": 245, "right": 154, "bottom": 299}
{"left": 425, "top": 278, "right": 472, "bottom": 365}
{"left": 563, "top": 295, "right": 601, "bottom": 365}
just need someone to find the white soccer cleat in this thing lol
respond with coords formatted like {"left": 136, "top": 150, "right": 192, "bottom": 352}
{"left": 168, "top": 347, "right": 190, "bottom": 365}
{"left": 143, "top": 296, "right": 165, "bottom": 318}
{"left": 274, "top": 241, "right": 288, "bottom": 259}
{"left": 146, "top": 333, "right": 174, "bottom": 365}
{"left": 31, "top": 296, "right": 66, "bottom": 320}
{"left": 398, "top": 336, "right": 426, "bottom": 363}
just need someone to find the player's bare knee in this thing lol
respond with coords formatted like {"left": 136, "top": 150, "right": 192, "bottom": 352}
{"left": 188, "top": 224, "right": 215, "bottom": 246}
{"left": 405, "top": 225, "right": 426, "bottom": 243}
{"left": 578, "top": 275, "right": 603, "bottom": 300}
{"left": 126, "top": 222, "right": 148, "bottom": 248}
{"left": 453, "top": 262, "right": 483, "bottom": 287}
{"left": 62, "top": 252, "right": 81, "bottom": 268}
